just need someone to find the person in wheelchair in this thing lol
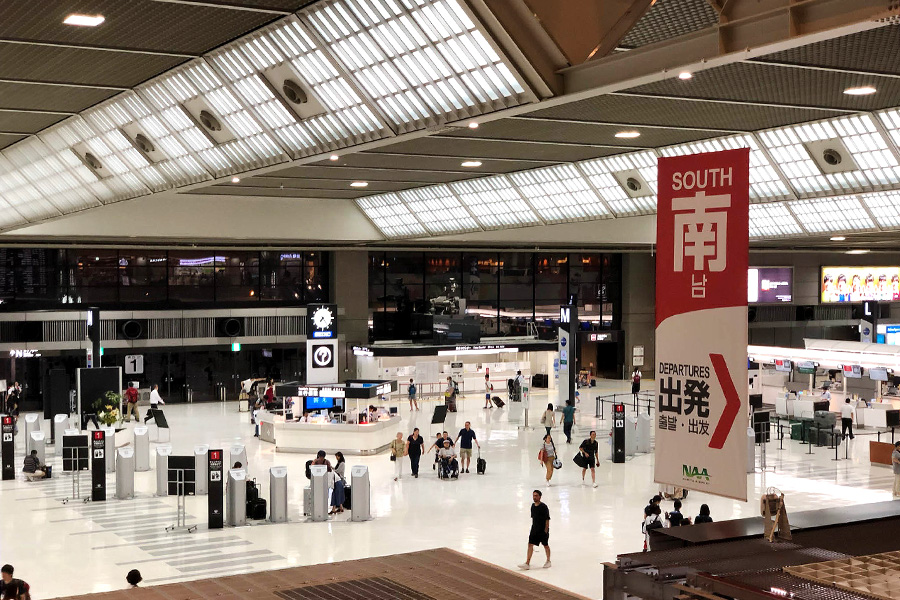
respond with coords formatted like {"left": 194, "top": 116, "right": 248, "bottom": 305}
{"left": 438, "top": 439, "right": 459, "bottom": 479}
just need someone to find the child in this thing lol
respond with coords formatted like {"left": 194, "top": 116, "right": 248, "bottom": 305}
{"left": 408, "top": 379, "right": 419, "bottom": 411}
{"left": 484, "top": 374, "right": 493, "bottom": 409}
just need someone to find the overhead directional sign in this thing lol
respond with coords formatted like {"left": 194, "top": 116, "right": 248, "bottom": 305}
{"left": 654, "top": 148, "right": 750, "bottom": 502}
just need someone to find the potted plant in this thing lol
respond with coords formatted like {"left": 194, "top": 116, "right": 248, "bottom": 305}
{"left": 94, "top": 391, "right": 122, "bottom": 427}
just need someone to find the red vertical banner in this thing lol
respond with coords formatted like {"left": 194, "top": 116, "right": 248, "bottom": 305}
{"left": 654, "top": 149, "right": 750, "bottom": 502}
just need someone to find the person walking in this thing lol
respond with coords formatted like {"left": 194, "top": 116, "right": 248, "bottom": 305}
{"left": 143, "top": 385, "right": 166, "bottom": 424}
{"left": 405, "top": 427, "right": 425, "bottom": 478}
{"left": 483, "top": 374, "right": 493, "bottom": 409}
{"left": 578, "top": 431, "right": 600, "bottom": 487}
{"left": 561, "top": 399, "right": 576, "bottom": 444}
{"left": 694, "top": 504, "right": 713, "bottom": 524}
{"left": 540, "top": 403, "right": 555, "bottom": 437}
{"left": 841, "top": 398, "right": 855, "bottom": 440}
{"left": 444, "top": 376, "right": 458, "bottom": 412}
{"left": 123, "top": 383, "right": 140, "bottom": 423}
{"left": 407, "top": 379, "right": 419, "bottom": 412}
{"left": 538, "top": 434, "right": 557, "bottom": 486}
{"left": 631, "top": 367, "right": 642, "bottom": 403}
{"left": 390, "top": 432, "right": 406, "bottom": 481}
{"left": 893, "top": 441, "right": 900, "bottom": 498}
{"left": 519, "top": 489, "right": 551, "bottom": 570}
{"left": 455, "top": 421, "right": 480, "bottom": 473}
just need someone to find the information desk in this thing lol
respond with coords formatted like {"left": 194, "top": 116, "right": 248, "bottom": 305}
{"left": 271, "top": 417, "right": 400, "bottom": 455}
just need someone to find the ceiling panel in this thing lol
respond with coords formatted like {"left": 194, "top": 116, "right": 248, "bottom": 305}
{"left": 258, "top": 165, "right": 486, "bottom": 184}
{"left": 0, "top": 42, "right": 186, "bottom": 87}
{"left": 309, "top": 152, "right": 558, "bottom": 173}
{"left": 368, "top": 137, "right": 625, "bottom": 163}
{"left": 625, "top": 62, "right": 900, "bottom": 111}
{"left": 619, "top": 0, "right": 718, "bottom": 49}
{"left": 189, "top": 186, "right": 372, "bottom": 199}
{"left": 523, "top": 93, "right": 846, "bottom": 132}
{"left": 0, "top": 81, "right": 117, "bottom": 112}
{"left": 757, "top": 25, "right": 900, "bottom": 75}
{"left": 0, "top": 134, "right": 27, "bottom": 152}
{"left": 0, "top": 0, "right": 279, "bottom": 55}
{"left": 0, "top": 111, "right": 65, "bottom": 134}
{"left": 198, "top": 1, "right": 317, "bottom": 9}
{"left": 454, "top": 117, "right": 720, "bottom": 148}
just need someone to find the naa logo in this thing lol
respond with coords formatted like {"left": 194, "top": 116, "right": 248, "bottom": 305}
{"left": 682, "top": 464, "right": 710, "bottom": 481}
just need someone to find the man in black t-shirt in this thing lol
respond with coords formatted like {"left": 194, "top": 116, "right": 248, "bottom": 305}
{"left": 579, "top": 431, "right": 600, "bottom": 487}
{"left": 519, "top": 490, "right": 551, "bottom": 570}
{"left": 405, "top": 427, "right": 425, "bottom": 478}
{"left": 455, "top": 421, "right": 480, "bottom": 474}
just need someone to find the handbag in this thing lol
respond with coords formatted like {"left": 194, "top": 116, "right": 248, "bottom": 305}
{"left": 573, "top": 452, "right": 588, "bottom": 469}
{"left": 537, "top": 448, "right": 546, "bottom": 462}
{"left": 390, "top": 454, "right": 396, "bottom": 462}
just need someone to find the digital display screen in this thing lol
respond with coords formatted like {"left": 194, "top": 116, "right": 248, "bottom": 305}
{"left": 748, "top": 267, "right": 793, "bottom": 303}
{"left": 614, "top": 404, "right": 625, "bottom": 413}
{"left": 305, "top": 396, "right": 335, "bottom": 410}
{"left": 775, "top": 359, "right": 792, "bottom": 372}
{"left": 843, "top": 364, "right": 863, "bottom": 379}
{"left": 821, "top": 266, "right": 900, "bottom": 303}
{"left": 210, "top": 450, "right": 221, "bottom": 460}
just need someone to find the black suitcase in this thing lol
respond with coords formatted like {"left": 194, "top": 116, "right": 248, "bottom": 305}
{"left": 246, "top": 479, "right": 259, "bottom": 502}
{"left": 45, "top": 465, "right": 52, "bottom": 479}
{"left": 343, "top": 485, "right": 352, "bottom": 510}
{"left": 247, "top": 497, "right": 266, "bottom": 520}
{"left": 492, "top": 396, "right": 505, "bottom": 408}
{"left": 476, "top": 456, "right": 486, "bottom": 475}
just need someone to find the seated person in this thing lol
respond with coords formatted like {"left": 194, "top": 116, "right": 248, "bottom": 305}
{"left": 438, "top": 440, "right": 459, "bottom": 478}
{"left": 22, "top": 450, "right": 45, "bottom": 481}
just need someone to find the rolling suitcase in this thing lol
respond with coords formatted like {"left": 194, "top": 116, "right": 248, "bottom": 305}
{"left": 343, "top": 485, "right": 352, "bottom": 510}
{"left": 492, "top": 396, "right": 505, "bottom": 408}
{"left": 476, "top": 451, "right": 486, "bottom": 475}
{"left": 246, "top": 479, "right": 259, "bottom": 502}
{"left": 247, "top": 497, "right": 267, "bottom": 520}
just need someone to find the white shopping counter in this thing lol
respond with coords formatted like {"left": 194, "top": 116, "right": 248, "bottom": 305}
{"left": 266, "top": 415, "right": 401, "bottom": 455}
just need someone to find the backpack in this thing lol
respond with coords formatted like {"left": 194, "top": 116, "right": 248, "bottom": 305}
{"left": 305, "top": 460, "right": 313, "bottom": 480}
{"left": 409, "top": 384, "right": 416, "bottom": 395}
{"left": 645, "top": 516, "right": 663, "bottom": 532}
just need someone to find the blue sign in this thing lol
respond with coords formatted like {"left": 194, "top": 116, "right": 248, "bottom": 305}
{"left": 560, "top": 337, "right": 567, "bottom": 347}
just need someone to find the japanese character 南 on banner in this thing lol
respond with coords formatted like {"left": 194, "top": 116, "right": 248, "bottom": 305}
{"left": 654, "top": 148, "right": 749, "bottom": 502}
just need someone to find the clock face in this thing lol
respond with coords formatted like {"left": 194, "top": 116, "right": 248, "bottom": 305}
{"left": 312, "top": 306, "right": 334, "bottom": 331}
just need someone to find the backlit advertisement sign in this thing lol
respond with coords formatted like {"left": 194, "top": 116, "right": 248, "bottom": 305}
{"left": 748, "top": 267, "right": 792, "bottom": 304}
{"left": 821, "top": 266, "right": 900, "bottom": 303}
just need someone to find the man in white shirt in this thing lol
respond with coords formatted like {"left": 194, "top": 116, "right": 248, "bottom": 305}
{"left": 821, "top": 387, "right": 831, "bottom": 401}
{"left": 144, "top": 384, "right": 166, "bottom": 424}
{"left": 840, "top": 398, "right": 855, "bottom": 440}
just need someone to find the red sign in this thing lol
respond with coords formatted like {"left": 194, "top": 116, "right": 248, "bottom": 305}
{"left": 614, "top": 404, "right": 625, "bottom": 414}
{"left": 210, "top": 451, "right": 221, "bottom": 460}
{"left": 654, "top": 148, "right": 750, "bottom": 502}
{"left": 1, "top": 417, "right": 10, "bottom": 425}
{"left": 93, "top": 431, "right": 104, "bottom": 440}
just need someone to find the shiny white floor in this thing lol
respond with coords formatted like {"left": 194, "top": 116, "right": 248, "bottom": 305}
{"left": 3, "top": 382, "right": 894, "bottom": 600}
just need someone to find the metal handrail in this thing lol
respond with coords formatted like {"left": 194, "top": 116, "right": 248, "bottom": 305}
{"left": 595, "top": 391, "right": 654, "bottom": 418}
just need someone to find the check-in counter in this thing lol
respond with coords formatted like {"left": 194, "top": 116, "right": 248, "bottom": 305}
{"left": 273, "top": 417, "right": 400, "bottom": 455}
{"left": 858, "top": 402, "right": 900, "bottom": 428}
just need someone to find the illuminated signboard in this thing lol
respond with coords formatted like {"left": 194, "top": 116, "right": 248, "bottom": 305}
{"left": 748, "top": 267, "right": 793, "bottom": 304}
{"left": 821, "top": 266, "right": 900, "bottom": 303}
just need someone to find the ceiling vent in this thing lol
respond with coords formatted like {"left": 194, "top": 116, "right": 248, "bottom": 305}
{"left": 612, "top": 169, "right": 653, "bottom": 198}
{"left": 259, "top": 64, "right": 325, "bottom": 121}
{"left": 72, "top": 142, "right": 110, "bottom": 179}
{"left": 804, "top": 138, "right": 859, "bottom": 175}
{"left": 120, "top": 124, "right": 165, "bottom": 163}
{"left": 181, "top": 98, "right": 235, "bottom": 145}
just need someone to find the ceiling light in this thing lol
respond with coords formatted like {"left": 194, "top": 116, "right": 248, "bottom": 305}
{"left": 461, "top": 161, "right": 482, "bottom": 168}
{"left": 615, "top": 131, "right": 641, "bottom": 139}
{"left": 231, "top": 177, "right": 240, "bottom": 183}
{"left": 329, "top": 155, "right": 339, "bottom": 161}
{"left": 846, "top": 249, "right": 869, "bottom": 255}
{"left": 64, "top": 14, "right": 105, "bottom": 27}
{"left": 678, "top": 71, "right": 693, "bottom": 80}
{"left": 843, "top": 86, "right": 876, "bottom": 96}
{"left": 351, "top": 181, "right": 369, "bottom": 188}
{"left": 830, "top": 236, "right": 846, "bottom": 241}
{"left": 467, "top": 122, "right": 479, "bottom": 129}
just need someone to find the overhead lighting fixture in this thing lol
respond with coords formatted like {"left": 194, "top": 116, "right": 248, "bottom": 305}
{"left": 843, "top": 86, "right": 877, "bottom": 96}
{"left": 461, "top": 161, "right": 482, "bottom": 168}
{"left": 467, "top": 122, "right": 479, "bottom": 129}
{"left": 329, "top": 155, "right": 339, "bottom": 161}
{"left": 846, "top": 249, "right": 869, "bottom": 255}
{"left": 64, "top": 13, "right": 105, "bottom": 26}
{"left": 350, "top": 181, "right": 369, "bottom": 188}
{"left": 615, "top": 131, "right": 641, "bottom": 139}
{"left": 678, "top": 71, "right": 693, "bottom": 80}
{"left": 830, "top": 236, "right": 846, "bottom": 241}
{"left": 231, "top": 176, "right": 240, "bottom": 183}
